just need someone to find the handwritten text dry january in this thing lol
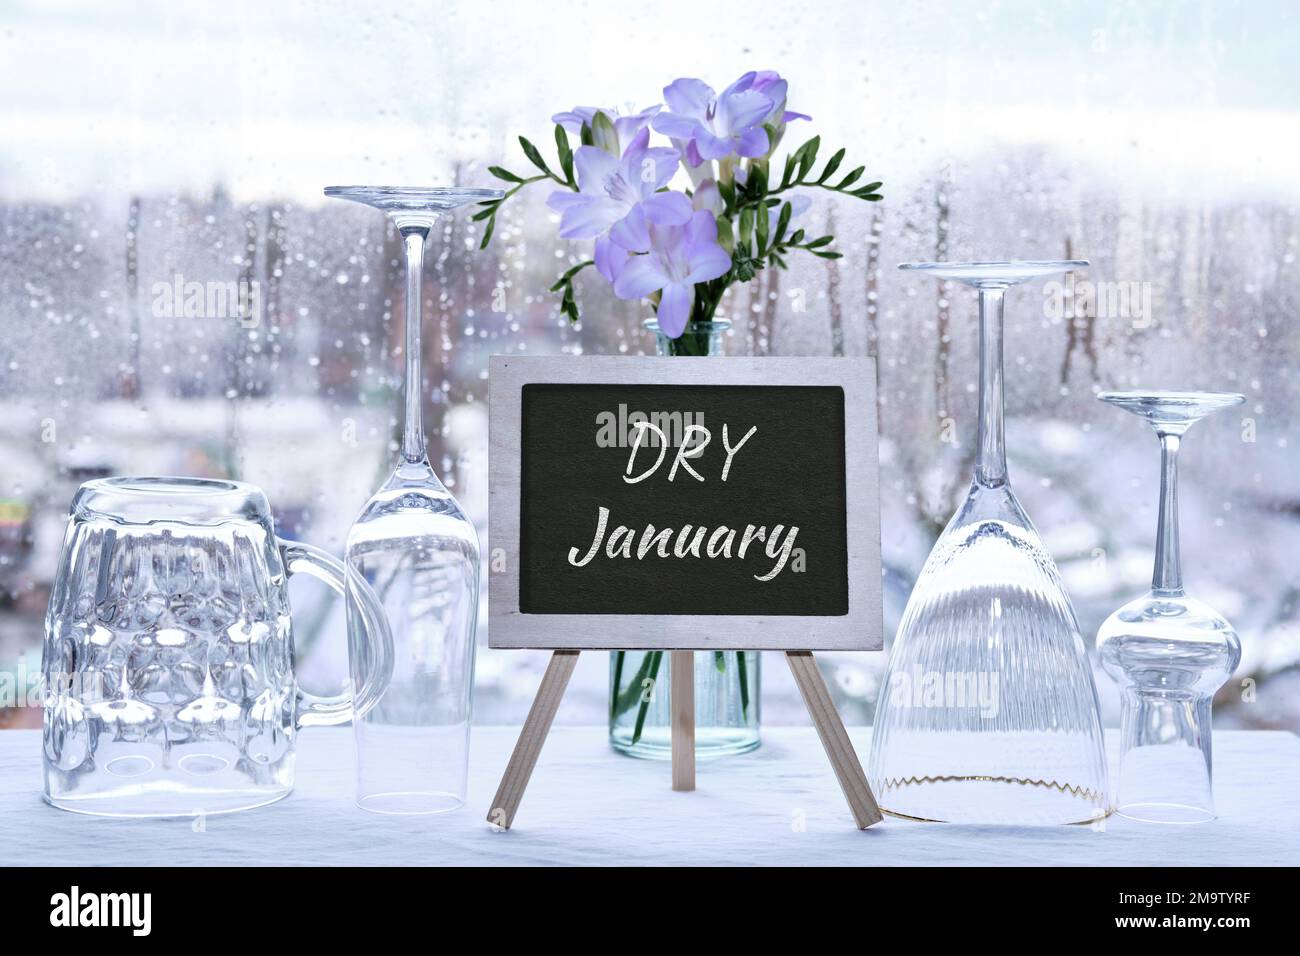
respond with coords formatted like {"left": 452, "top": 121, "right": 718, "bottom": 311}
{"left": 568, "top": 421, "right": 800, "bottom": 582}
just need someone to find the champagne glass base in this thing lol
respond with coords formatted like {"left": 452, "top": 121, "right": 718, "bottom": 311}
{"left": 878, "top": 779, "right": 1109, "bottom": 826}
{"left": 899, "top": 259, "right": 1088, "bottom": 287}
{"left": 1115, "top": 802, "right": 1215, "bottom": 825}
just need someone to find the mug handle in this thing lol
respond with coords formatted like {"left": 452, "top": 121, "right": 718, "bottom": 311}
{"left": 278, "top": 539, "right": 394, "bottom": 729}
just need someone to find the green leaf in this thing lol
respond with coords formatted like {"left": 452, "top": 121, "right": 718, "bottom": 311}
{"left": 811, "top": 250, "right": 842, "bottom": 259}
{"left": 716, "top": 215, "right": 735, "bottom": 253}
{"left": 579, "top": 122, "right": 594, "bottom": 147}
{"left": 548, "top": 259, "right": 594, "bottom": 291}
{"left": 738, "top": 205, "right": 754, "bottom": 248}
{"left": 718, "top": 177, "right": 736, "bottom": 211}
{"left": 478, "top": 214, "right": 496, "bottom": 250}
{"left": 560, "top": 283, "right": 579, "bottom": 324}
{"left": 804, "top": 235, "right": 834, "bottom": 249}
{"left": 817, "top": 148, "right": 845, "bottom": 184}
{"left": 836, "top": 166, "right": 864, "bottom": 190}
{"left": 470, "top": 201, "right": 499, "bottom": 222}
{"left": 554, "top": 125, "right": 574, "bottom": 185}
{"left": 519, "top": 136, "right": 552, "bottom": 176}
{"left": 488, "top": 166, "right": 525, "bottom": 184}
{"left": 755, "top": 201, "right": 770, "bottom": 255}
{"left": 780, "top": 153, "right": 796, "bottom": 190}
{"left": 774, "top": 201, "right": 793, "bottom": 246}
{"left": 796, "top": 135, "right": 821, "bottom": 180}
{"left": 789, "top": 228, "right": 805, "bottom": 244}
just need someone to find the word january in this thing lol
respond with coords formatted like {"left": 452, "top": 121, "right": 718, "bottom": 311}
{"left": 568, "top": 420, "right": 801, "bottom": 582}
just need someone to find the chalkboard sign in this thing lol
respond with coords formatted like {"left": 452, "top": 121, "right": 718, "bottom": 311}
{"left": 488, "top": 356, "right": 882, "bottom": 651}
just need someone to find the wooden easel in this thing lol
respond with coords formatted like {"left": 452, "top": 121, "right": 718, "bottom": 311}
{"left": 487, "top": 649, "right": 882, "bottom": 830}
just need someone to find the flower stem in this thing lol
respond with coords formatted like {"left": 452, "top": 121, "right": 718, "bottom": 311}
{"left": 631, "top": 650, "right": 664, "bottom": 744}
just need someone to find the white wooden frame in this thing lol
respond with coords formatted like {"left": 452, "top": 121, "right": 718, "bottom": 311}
{"left": 487, "top": 355, "right": 883, "bottom": 652}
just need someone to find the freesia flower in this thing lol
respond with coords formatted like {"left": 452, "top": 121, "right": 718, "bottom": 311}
{"left": 746, "top": 71, "right": 811, "bottom": 126}
{"left": 652, "top": 74, "right": 773, "bottom": 163}
{"left": 594, "top": 234, "right": 632, "bottom": 284}
{"left": 551, "top": 104, "right": 661, "bottom": 155}
{"left": 612, "top": 210, "right": 732, "bottom": 337}
{"left": 692, "top": 179, "right": 723, "bottom": 217}
{"left": 546, "top": 127, "right": 692, "bottom": 282}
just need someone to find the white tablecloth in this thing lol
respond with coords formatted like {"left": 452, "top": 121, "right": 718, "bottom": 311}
{"left": 5, "top": 728, "right": 1297, "bottom": 866}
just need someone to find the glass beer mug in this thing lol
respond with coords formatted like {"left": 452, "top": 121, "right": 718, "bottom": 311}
{"left": 41, "top": 477, "right": 392, "bottom": 816}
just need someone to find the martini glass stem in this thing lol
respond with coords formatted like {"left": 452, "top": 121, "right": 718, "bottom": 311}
{"left": 976, "top": 287, "right": 1008, "bottom": 487}
{"left": 401, "top": 225, "right": 429, "bottom": 464}
{"left": 1153, "top": 432, "right": 1183, "bottom": 594}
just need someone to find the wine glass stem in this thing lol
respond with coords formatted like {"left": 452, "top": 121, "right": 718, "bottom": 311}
{"left": 1152, "top": 432, "right": 1183, "bottom": 594}
{"left": 976, "top": 287, "right": 1008, "bottom": 486}
{"left": 401, "top": 226, "right": 429, "bottom": 464}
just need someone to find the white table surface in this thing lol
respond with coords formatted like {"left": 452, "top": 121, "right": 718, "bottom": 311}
{"left": 5, "top": 727, "right": 1298, "bottom": 866}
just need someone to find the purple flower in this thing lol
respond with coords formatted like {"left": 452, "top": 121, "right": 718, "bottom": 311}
{"left": 593, "top": 235, "right": 632, "bottom": 284}
{"left": 692, "top": 179, "right": 723, "bottom": 216}
{"left": 653, "top": 74, "right": 774, "bottom": 163}
{"left": 746, "top": 71, "right": 811, "bottom": 126}
{"left": 546, "top": 127, "right": 692, "bottom": 282}
{"left": 612, "top": 211, "right": 732, "bottom": 337}
{"left": 551, "top": 105, "right": 661, "bottom": 155}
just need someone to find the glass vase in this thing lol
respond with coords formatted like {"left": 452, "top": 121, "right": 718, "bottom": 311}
{"left": 607, "top": 318, "right": 762, "bottom": 760}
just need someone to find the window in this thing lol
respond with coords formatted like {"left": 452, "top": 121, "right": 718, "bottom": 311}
{"left": 2, "top": 1, "right": 1296, "bottom": 732}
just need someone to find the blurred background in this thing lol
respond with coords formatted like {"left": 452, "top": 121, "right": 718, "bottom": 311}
{"left": 1, "top": 0, "right": 1296, "bottom": 733}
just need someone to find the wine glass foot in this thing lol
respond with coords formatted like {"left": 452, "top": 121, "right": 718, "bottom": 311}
{"left": 324, "top": 185, "right": 504, "bottom": 212}
{"left": 1097, "top": 390, "right": 1245, "bottom": 432}
{"left": 898, "top": 259, "right": 1088, "bottom": 287}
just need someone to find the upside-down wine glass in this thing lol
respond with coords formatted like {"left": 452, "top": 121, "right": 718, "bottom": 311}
{"left": 1096, "top": 390, "right": 1244, "bottom": 824}
{"left": 324, "top": 185, "right": 503, "bottom": 814}
{"left": 868, "top": 261, "right": 1108, "bottom": 824}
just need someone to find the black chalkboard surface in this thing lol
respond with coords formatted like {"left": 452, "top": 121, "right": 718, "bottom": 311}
{"left": 518, "top": 383, "right": 848, "bottom": 615}
{"left": 489, "top": 356, "right": 881, "bottom": 651}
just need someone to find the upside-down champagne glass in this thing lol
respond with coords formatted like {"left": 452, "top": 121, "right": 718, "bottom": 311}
{"left": 869, "top": 261, "right": 1108, "bottom": 824}
{"left": 1096, "top": 390, "right": 1244, "bottom": 824}
{"left": 325, "top": 185, "right": 503, "bottom": 814}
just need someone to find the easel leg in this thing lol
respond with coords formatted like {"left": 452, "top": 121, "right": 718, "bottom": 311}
{"left": 786, "top": 651, "right": 882, "bottom": 829}
{"left": 671, "top": 650, "right": 695, "bottom": 791}
{"left": 487, "top": 649, "right": 580, "bottom": 830}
